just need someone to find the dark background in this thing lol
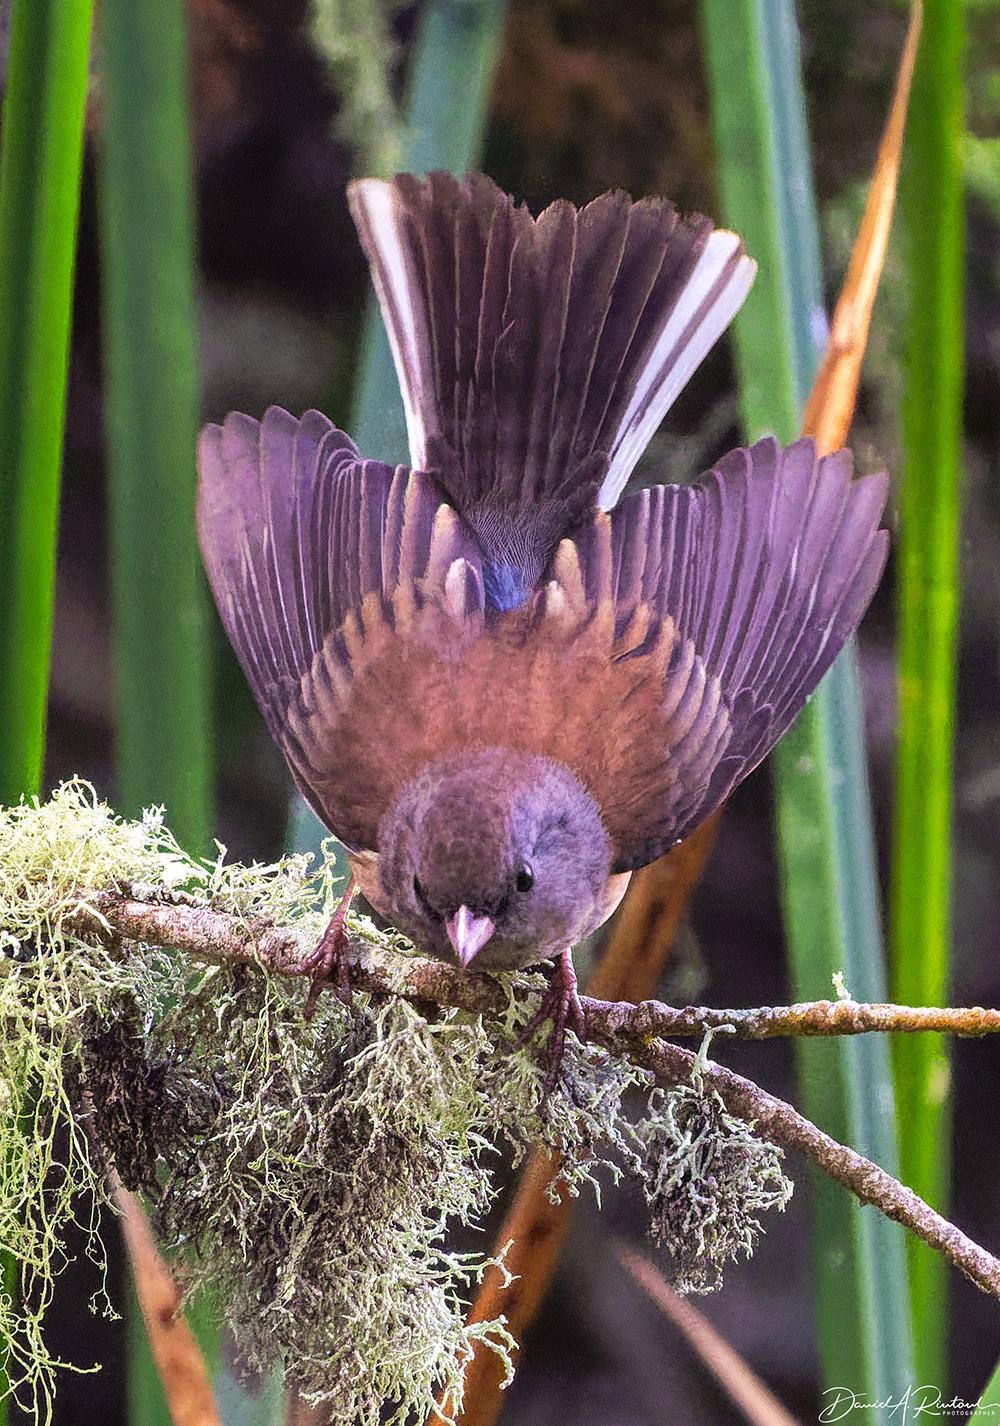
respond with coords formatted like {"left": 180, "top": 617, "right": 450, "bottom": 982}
{"left": 30, "top": 0, "right": 1000, "bottom": 1421}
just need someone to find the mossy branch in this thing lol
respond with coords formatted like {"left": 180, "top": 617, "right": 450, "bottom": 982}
{"left": 81, "top": 888, "right": 1000, "bottom": 1299}
{"left": 3, "top": 784, "right": 998, "bottom": 1422}
{"left": 0, "top": 782, "right": 779, "bottom": 1421}
{"left": 84, "top": 890, "right": 1000, "bottom": 1042}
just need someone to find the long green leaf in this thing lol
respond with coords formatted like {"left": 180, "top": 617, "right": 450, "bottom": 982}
{"left": 96, "top": 0, "right": 216, "bottom": 1418}
{"left": 700, "top": 0, "right": 914, "bottom": 1415}
{"left": 98, "top": 0, "right": 213, "bottom": 851}
{"left": 0, "top": 0, "right": 93, "bottom": 806}
{"left": 892, "top": 0, "right": 965, "bottom": 1383}
{"left": 0, "top": 2, "right": 93, "bottom": 1418}
{"left": 290, "top": 0, "right": 507, "bottom": 855}
{"left": 968, "top": 1361, "right": 1000, "bottom": 1424}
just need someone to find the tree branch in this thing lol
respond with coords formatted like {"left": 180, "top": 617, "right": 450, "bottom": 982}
{"left": 78, "top": 889, "right": 1000, "bottom": 1301}
{"left": 86, "top": 891, "right": 1000, "bottom": 1041}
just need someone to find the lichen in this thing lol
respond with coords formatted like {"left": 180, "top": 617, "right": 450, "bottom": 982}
{"left": 309, "top": 0, "right": 407, "bottom": 176}
{"left": 0, "top": 780, "right": 793, "bottom": 1421}
{"left": 0, "top": 781, "right": 189, "bottom": 1414}
{"left": 635, "top": 1040, "right": 794, "bottom": 1294}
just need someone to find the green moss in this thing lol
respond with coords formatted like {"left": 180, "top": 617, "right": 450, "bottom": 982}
{"left": 0, "top": 782, "right": 793, "bottom": 1421}
{"left": 636, "top": 1039, "right": 794, "bottom": 1294}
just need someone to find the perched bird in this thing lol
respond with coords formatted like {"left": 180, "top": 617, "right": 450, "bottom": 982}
{"left": 197, "top": 172, "right": 888, "bottom": 1076}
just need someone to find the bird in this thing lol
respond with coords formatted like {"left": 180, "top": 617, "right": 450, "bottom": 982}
{"left": 197, "top": 171, "right": 888, "bottom": 1081}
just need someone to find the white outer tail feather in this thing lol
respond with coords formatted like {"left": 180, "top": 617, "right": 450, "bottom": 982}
{"left": 597, "top": 232, "right": 757, "bottom": 509}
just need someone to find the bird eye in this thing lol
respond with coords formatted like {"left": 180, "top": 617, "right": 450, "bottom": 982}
{"left": 515, "top": 863, "right": 534, "bottom": 894}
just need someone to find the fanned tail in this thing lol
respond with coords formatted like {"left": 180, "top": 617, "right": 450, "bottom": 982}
{"left": 349, "top": 172, "right": 755, "bottom": 607}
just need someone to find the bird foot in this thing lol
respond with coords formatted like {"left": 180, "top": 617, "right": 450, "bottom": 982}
{"left": 515, "top": 950, "right": 586, "bottom": 1094}
{"left": 293, "top": 876, "right": 357, "bottom": 1018}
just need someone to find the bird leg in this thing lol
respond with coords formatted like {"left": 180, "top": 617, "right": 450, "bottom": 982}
{"left": 515, "top": 948, "right": 586, "bottom": 1092}
{"left": 294, "top": 874, "right": 357, "bottom": 1017}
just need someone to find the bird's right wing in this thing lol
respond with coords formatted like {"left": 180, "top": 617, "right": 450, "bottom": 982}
{"left": 197, "top": 406, "right": 485, "bottom": 847}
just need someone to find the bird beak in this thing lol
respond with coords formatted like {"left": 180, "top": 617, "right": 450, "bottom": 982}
{"left": 445, "top": 905, "right": 495, "bottom": 967}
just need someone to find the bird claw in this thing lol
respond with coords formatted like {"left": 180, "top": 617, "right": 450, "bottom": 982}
{"left": 515, "top": 950, "right": 586, "bottom": 1094}
{"left": 293, "top": 877, "right": 357, "bottom": 1018}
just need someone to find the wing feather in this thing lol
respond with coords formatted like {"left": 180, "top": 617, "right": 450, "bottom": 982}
{"left": 563, "top": 436, "right": 889, "bottom": 867}
{"left": 197, "top": 406, "right": 484, "bottom": 841}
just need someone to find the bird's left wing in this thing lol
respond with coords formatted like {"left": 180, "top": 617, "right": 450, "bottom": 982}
{"left": 561, "top": 436, "right": 888, "bottom": 870}
{"left": 197, "top": 406, "right": 484, "bottom": 845}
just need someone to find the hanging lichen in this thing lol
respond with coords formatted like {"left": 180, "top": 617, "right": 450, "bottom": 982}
{"left": 636, "top": 1043, "right": 794, "bottom": 1294}
{"left": 0, "top": 781, "right": 792, "bottom": 1423}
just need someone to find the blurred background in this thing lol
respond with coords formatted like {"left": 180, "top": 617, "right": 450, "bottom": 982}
{"left": 2, "top": 0, "right": 999, "bottom": 1422}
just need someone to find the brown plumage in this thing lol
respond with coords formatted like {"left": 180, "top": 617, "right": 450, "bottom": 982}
{"left": 283, "top": 526, "right": 722, "bottom": 868}
{"left": 197, "top": 172, "right": 888, "bottom": 1078}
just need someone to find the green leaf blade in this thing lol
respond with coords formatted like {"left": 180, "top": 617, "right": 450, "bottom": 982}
{"left": 891, "top": 0, "right": 965, "bottom": 1383}
{"left": 0, "top": 0, "right": 94, "bottom": 806}
{"left": 97, "top": 0, "right": 214, "bottom": 856}
{"left": 0, "top": 3, "right": 94, "bottom": 1418}
{"left": 96, "top": 0, "right": 216, "bottom": 1417}
{"left": 701, "top": 0, "right": 915, "bottom": 1414}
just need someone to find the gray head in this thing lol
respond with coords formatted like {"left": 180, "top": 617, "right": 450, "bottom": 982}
{"left": 377, "top": 747, "right": 612, "bottom": 970}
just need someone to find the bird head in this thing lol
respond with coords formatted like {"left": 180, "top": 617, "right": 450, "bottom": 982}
{"left": 377, "top": 748, "right": 612, "bottom": 970}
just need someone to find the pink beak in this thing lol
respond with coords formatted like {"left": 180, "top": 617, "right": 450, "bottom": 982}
{"left": 445, "top": 905, "right": 495, "bottom": 967}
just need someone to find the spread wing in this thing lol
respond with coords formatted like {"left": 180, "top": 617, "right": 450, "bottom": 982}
{"left": 198, "top": 413, "right": 887, "bottom": 868}
{"left": 565, "top": 436, "right": 889, "bottom": 869}
{"left": 196, "top": 406, "right": 485, "bottom": 846}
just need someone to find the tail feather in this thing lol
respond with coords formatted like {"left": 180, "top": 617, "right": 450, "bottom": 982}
{"left": 348, "top": 172, "right": 756, "bottom": 526}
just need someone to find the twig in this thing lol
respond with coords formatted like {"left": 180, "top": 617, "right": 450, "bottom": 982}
{"left": 617, "top": 1243, "right": 803, "bottom": 1426}
{"left": 76, "top": 888, "right": 1000, "bottom": 1300}
{"left": 594, "top": 996, "right": 1000, "bottom": 1040}
{"left": 84, "top": 892, "right": 1000, "bottom": 1042}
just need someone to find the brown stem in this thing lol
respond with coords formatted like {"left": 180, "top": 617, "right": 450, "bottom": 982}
{"left": 110, "top": 1171, "right": 222, "bottom": 1426}
{"left": 435, "top": 815, "right": 723, "bottom": 1425}
{"left": 617, "top": 1244, "right": 801, "bottom": 1426}
{"left": 800, "top": 0, "right": 922, "bottom": 453}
